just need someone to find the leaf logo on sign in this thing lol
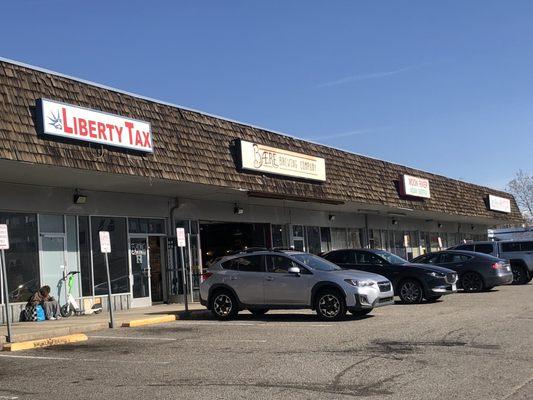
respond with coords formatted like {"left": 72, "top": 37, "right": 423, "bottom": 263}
{"left": 47, "top": 110, "right": 63, "bottom": 130}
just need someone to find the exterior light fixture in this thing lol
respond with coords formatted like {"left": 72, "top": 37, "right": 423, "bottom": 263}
{"left": 438, "top": 223, "right": 443, "bottom": 228}
{"left": 329, "top": 214, "right": 336, "bottom": 221}
{"left": 392, "top": 219, "right": 398, "bottom": 225}
{"left": 234, "top": 204, "right": 244, "bottom": 215}
{"left": 73, "top": 193, "right": 87, "bottom": 204}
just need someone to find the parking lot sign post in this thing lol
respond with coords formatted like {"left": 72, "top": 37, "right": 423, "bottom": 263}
{"left": 0, "top": 224, "right": 12, "bottom": 343}
{"left": 176, "top": 228, "right": 189, "bottom": 314}
{"left": 99, "top": 231, "right": 115, "bottom": 328}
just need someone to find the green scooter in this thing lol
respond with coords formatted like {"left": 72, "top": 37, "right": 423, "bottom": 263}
{"left": 60, "top": 270, "right": 102, "bottom": 317}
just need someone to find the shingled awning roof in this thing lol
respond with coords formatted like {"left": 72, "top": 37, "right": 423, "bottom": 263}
{"left": 0, "top": 59, "right": 523, "bottom": 224}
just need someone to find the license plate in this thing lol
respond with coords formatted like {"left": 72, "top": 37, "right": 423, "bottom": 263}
{"left": 452, "top": 284, "right": 457, "bottom": 291}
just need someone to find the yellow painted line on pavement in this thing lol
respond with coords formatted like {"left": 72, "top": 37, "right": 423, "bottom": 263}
{"left": 122, "top": 314, "right": 177, "bottom": 327}
{"left": 1, "top": 333, "right": 88, "bottom": 352}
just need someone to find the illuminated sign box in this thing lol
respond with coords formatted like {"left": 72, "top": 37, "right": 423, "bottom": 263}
{"left": 37, "top": 98, "right": 153, "bottom": 153}
{"left": 401, "top": 174, "right": 431, "bottom": 199}
{"left": 239, "top": 139, "right": 326, "bottom": 182}
{"left": 488, "top": 195, "right": 511, "bottom": 213}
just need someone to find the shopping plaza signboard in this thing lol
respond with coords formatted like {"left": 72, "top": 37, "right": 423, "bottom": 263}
{"left": 37, "top": 99, "right": 153, "bottom": 153}
{"left": 400, "top": 174, "right": 431, "bottom": 199}
{"left": 488, "top": 194, "right": 511, "bottom": 213}
{"left": 239, "top": 139, "right": 326, "bottom": 182}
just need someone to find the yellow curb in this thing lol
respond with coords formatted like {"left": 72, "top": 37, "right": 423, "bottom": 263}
{"left": 121, "top": 315, "right": 177, "bottom": 327}
{"left": 2, "top": 334, "right": 88, "bottom": 352}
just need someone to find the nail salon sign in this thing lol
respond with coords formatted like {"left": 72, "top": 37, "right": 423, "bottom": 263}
{"left": 37, "top": 98, "right": 153, "bottom": 153}
{"left": 401, "top": 174, "right": 431, "bottom": 199}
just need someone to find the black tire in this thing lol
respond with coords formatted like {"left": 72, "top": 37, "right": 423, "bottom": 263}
{"left": 60, "top": 304, "right": 73, "bottom": 318}
{"left": 315, "top": 289, "right": 346, "bottom": 321}
{"left": 210, "top": 290, "right": 239, "bottom": 320}
{"left": 426, "top": 295, "right": 442, "bottom": 303}
{"left": 398, "top": 279, "right": 424, "bottom": 304}
{"left": 461, "top": 272, "right": 485, "bottom": 292}
{"left": 511, "top": 264, "right": 529, "bottom": 285}
{"left": 249, "top": 308, "right": 269, "bottom": 316}
{"left": 350, "top": 309, "right": 372, "bottom": 317}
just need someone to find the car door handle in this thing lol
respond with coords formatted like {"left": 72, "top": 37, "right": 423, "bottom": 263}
{"left": 230, "top": 276, "right": 238, "bottom": 280}
{"left": 266, "top": 276, "right": 274, "bottom": 281}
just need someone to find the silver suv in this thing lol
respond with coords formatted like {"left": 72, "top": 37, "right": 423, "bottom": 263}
{"left": 448, "top": 240, "right": 533, "bottom": 284}
{"left": 200, "top": 250, "right": 394, "bottom": 321}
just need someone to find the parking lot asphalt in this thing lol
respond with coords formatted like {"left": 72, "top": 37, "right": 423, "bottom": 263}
{"left": 0, "top": 284, "right": 531, "bottom": 400}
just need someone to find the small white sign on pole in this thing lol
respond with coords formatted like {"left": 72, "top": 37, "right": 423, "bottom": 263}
{"left": 0, "top": 224, "right": 9, "bottom": 250}
{"left": 99, "top": 231, "right": 112, "bottom": 253}
{"left": 176, "top": 228, "right": 186, "bottom": 247}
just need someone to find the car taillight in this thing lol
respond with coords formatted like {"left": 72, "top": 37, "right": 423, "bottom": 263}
{"left": 201, "top": 272, "right": 213, "bottom": 282}
{"left": 491, "top": 262, "right": 503, "bottom": 269}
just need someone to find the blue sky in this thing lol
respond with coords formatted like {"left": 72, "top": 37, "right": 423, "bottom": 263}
{"left": 1, "top": 1, "right": 532, "bottom": 189}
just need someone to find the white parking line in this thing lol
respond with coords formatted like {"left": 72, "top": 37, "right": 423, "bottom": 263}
{"left": 90, "top": 335, "right": 177, "bottom": 341}
{"left": 0, "top": 354, "right": 170, "bottom": 365}
{"left": 183, "top": 339, "right": 267, "bottom": 343}
{"left": 176, "top": 321, "right": 333, "bottom": 327}
{"left": 177, "top": 321, "right": 258, "bottom": 326}
{"left": 0, "top": 396, "right": 19, "bottom": 399}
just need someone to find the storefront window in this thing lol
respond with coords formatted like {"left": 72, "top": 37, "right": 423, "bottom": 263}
{"left": 78, "top": 216, "right": 93, "bottom": 297}
{"left": 128, "top": 218, "right": 166, "bottom": 234}
{"left": 320, "top": 227, "right": 331, "bottom": 253}
{"left": 369, "top": 229, "right": 383, "bottom": 249}
{"left": 66, "top": 215, "right": 81, "bottom": 299}
{"left": 91, "top": 216, "right": 129, "bottom": 295}
{"left": 353, "top": 228, "right": 365, "bottom": 248}
{"left": 306, "top": 226, "right": 321, "bottom": 254}
{"left": 331, "top": 228, "right": 347, "bottom": 250}
{"left": 39, "top": 214, "right": 64, "bottom": 233}
{"left": 272, "top": 224, "right": 288, "bottom": 248}
{"left": 0, "top": 212, "right": 39, "bottom": 303}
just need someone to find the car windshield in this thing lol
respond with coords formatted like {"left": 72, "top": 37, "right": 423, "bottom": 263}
{"left": 290, "top": 253, "right": 341, "bottom": 271}
{"left": 374, "top": 250, "right": 408, "bottom": 265}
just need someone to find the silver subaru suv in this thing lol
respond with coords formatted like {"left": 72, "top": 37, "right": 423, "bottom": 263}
{"left": 200, "top": 250, "right": 394, "bottom": 321}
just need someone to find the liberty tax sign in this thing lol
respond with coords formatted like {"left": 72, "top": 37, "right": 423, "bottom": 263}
{"left": 239, "top": 140, "right": 326, "bottom": 182}
{"left": 37, "top": 99, "right": 153, "bottom": 153}
{"left": 488, "top": 195, "right": 511, "bottom": 213}
{"left": 401, "top": 174, "right": 431, "bottom": 199}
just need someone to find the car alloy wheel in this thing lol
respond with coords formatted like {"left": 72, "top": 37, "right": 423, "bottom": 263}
{"left": 511, "top": 265, "right": 528, "bottom": 285}
{"left": 399, "top": 280, "right": 423, "bottom": 304}
{"left": 318, "top": 294, "right": 341, "bottom": 318}
{"left": 213, "top": 294, "right": 233, "bottom": 317}
{"left": 461, "top": 272, "right": 484, "bottom": 292}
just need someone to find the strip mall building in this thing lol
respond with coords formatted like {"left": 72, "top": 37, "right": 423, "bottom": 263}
{"left": 0, "top": 58, "right": 523, "bottom": 321}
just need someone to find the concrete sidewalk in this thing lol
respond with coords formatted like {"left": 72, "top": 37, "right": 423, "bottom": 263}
{"left": 0, "top": 303, "right": 208, "bottom": 345}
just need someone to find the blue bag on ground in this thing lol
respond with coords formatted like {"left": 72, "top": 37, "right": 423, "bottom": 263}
{"left": 35, "top": 305, "right": 45, "bottom": 321}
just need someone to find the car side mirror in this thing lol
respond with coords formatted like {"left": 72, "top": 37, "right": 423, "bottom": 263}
{"left": 288, "top": 266, "right": 301, "bottom": 276}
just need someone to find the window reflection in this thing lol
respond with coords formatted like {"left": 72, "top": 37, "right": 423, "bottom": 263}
{"left": 0, "top": 213, "right": 39, "bottom": 303}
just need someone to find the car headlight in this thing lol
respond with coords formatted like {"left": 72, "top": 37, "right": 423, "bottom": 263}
{"left": 344, "top": 279, "right": 375, "bottom": 287}
{"left": 427, "top": 271, "right": 444, "bottom": 278}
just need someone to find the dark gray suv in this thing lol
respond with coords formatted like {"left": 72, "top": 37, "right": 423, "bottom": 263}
{"left": 200, "top": 250, "right": 394, "bottom": 321}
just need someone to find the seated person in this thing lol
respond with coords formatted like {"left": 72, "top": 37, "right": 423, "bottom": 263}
{"left": 28, "top": 285, "right": 61, "bottom": 320}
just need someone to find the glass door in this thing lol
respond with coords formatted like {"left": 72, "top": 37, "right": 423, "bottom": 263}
{"left": 40, "top": 235, "right": 67, "bottom": 301}
{"left": 130, "top": 237, "right": 151, "bottom": 307}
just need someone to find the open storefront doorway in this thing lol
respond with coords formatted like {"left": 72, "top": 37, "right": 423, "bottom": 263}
{"left": 200, "top": 222, "right": 271, "bottom": 267}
